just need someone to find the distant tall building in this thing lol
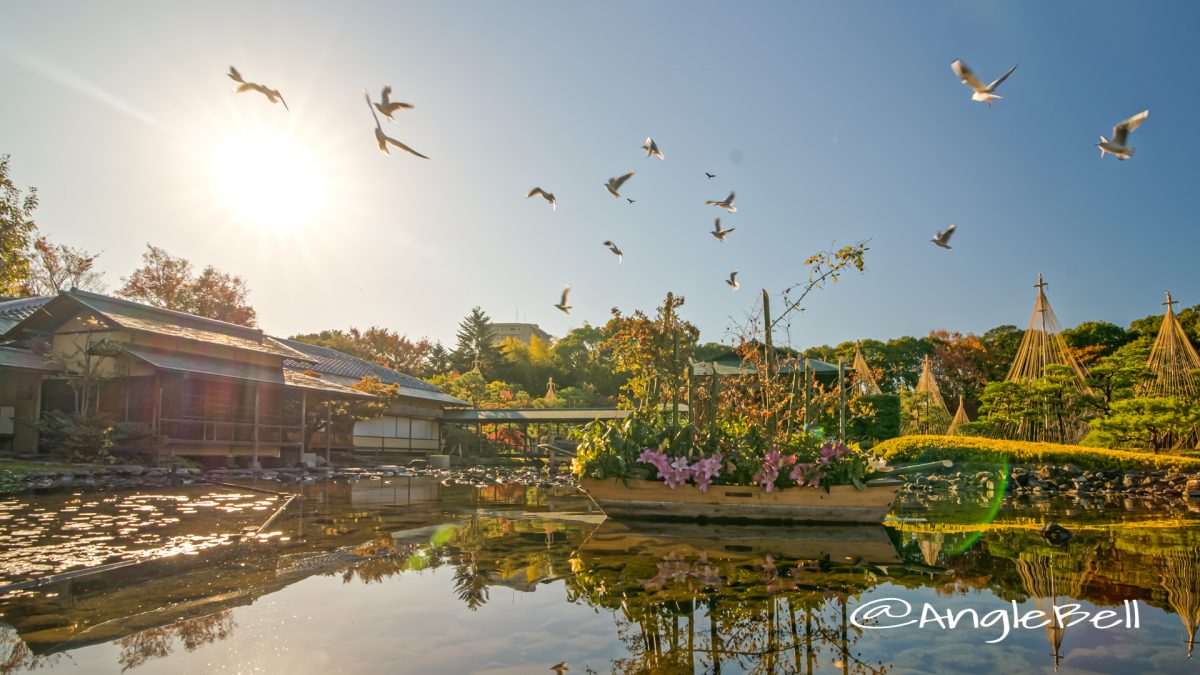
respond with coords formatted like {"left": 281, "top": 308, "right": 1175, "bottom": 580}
{"left": 491, "top": 322, "right": 554, "bottom": 346}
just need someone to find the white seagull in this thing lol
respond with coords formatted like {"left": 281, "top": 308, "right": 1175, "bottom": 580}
{"left": 227, "top": 66, "right": 288, "bottom": 110}
{"left": 605, "top": 171, "right": 635, "bottom": 199}
{"left": 554, "top": 285, "right": 573, "bottom": 314}
{"left": 950, "top": 60, "right": 1018, "bottom": 106}
{"left": 711, "top": 217, "right": 735, "bottom": 242}
{"left": 374, "top": 84, "right": 414, "bottom": 120}
{"left": 526, "top": 187, "right": 556, "bottom": 210}
{"left": 705, "top": 191, "right": 736, "bottom": 213}
{"left": 642, "top": 137, "right": 664, "bottom": 160}
{"left": 932, "top": 223, "right": 957, "bottom": 250}
{"left": 603, "top": 240, "right": 623, "bottom": 263}
{"left": 1097, "top": 110, "right": 1149, "bottom": 160}
{"left": 365, "top": 90, "right": 429, "bottom": 158}
{"left": 725, "top": 270, "right": 739, "bottom": 291}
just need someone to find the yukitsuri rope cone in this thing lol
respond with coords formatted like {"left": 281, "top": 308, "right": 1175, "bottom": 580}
{"left": 903, "top": 355, "right": 952, "bottom": 435}
{"left": 947, "top": 395, "right": 971, "bottom": 435}
{"left": 851, "top": 344, "right": 882, "bottom": 396}
{"left": 1160, "top": 547, "right": 1200, "bottom": 659}
{"left": 1139, "top": 291, "right": 1200, "bottom": 400}
{"left": 915, "top": 355, "right": 950, "bottom": 415}
{"left": 1006, "top": 274, "right": 1090, "bottom": 390}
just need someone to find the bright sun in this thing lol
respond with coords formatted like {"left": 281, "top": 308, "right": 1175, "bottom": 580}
{"left": 211, "top": 130, "right": 325, "bottom": 230}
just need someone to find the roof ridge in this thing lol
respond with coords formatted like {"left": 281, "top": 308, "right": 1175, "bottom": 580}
{"left": 66, "top": 289, "right": 265, "bottom": 341}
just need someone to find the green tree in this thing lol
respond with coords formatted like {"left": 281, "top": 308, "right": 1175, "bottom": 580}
{"left": 603, "top": 292, "right": 699, "bottom": 410}
{"left": 1062, "top": 320, "right": 1133, "bottom": 365}
{"left": 0, "top": 155, "right": 38, "bottom": 295}
{"left": 290, "top": 327, "right": 432, "bottom": 376}
{"left": 452, "top": 307, "right": 503, "bottom": 375}
{"left": 1091, "top": 397, "right": 1200, "bottom": 451}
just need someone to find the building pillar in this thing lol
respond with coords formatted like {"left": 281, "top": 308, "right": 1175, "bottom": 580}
{"left": 300, "top": 390, "right": 307, "bottom": 465}
{"left": 325, "top": 402, "right": 332, "bottom": 465}
{"left": 252, "top": 383, "right": 260, "bottom": 469}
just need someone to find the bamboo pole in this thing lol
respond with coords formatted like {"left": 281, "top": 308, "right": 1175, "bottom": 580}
{"left": 838, "top": 357, "right": 846, "bottom": 444}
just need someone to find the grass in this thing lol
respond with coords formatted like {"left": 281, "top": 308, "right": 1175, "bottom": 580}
{"left": 874, "top": 435, "right": 1200, "bottom": 472}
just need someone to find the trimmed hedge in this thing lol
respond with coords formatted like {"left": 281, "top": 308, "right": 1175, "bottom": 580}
{"left": 874, "top": 435, "right": 1200, "bottom": 472}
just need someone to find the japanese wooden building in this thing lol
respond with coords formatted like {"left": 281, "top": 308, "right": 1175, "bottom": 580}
{"left": 0, "top": 290, "right": 373, "bottom": 463}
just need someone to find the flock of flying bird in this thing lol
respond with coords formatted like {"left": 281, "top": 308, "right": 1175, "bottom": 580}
{"left": 226, "top": 59, "right": 1151, "bottom": 323}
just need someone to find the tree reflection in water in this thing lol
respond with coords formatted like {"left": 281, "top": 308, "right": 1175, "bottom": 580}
{"left": 116, "top": 610, "right": 235, "bottom": 671}
{"left": 568, "top": 541, "right": 892, "bottom": 674}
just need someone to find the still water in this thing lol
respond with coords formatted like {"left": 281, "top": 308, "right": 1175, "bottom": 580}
{"left": 1, "top": 477, "right": 1198, "bottom": 674}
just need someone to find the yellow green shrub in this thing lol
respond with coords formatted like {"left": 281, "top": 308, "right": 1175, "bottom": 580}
{"left": 874, "top": 435, "right": 1200, "bottom": 472}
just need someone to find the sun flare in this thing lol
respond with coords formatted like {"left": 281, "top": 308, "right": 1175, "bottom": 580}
{"left": 210, "top": 129, "right": 325, "bottom": 230}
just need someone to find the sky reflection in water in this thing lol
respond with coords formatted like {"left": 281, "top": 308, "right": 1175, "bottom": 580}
{"left": 0, "top": 477, "right": 1198, "bottom": 674}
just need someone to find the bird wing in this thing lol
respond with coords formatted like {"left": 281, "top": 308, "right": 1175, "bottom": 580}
{"left": 713, "top": 217, "right": 721, "bottom": 232}
{"left": 611, "top": 171, "right": 634, "bottom": 190}
{"left": 227, "top": 66, "right": 244, "bottom": 83}
{"left": 725, "top": 191, "right": 735, "bottom": 204}
{"left": 560, "top": 285, "right": 571, "bottom": 305}
{"left": 527, "top": 187, "right": 547, "bottom": 199}
{"left": 275, "top": 91, "right": 289, "bottom": 111}
{"left": 385, "top": 135, "right": 430, "bottom": 159}
{"left": 942, "top": 223, "right": 957, "bottom": 242}
{"left": 951, "top": 59, "right": 986, "bottom": 92}
{"left": 380, "top": 84, "right": 392, "bottom": 104}
{"left": 1112, "top": 110, "right": 1149, "bottom": 146}
{"left": 985, "top": 63, "right": 1018, "bottom": 92}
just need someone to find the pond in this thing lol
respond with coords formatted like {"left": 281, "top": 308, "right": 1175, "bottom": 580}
{"left": 1, "top": 475, "right": 1198, "bottom": 674}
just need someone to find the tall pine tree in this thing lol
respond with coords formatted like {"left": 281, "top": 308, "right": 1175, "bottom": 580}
{"left": 452, "top": 307, "right": 502, "bottom": 375}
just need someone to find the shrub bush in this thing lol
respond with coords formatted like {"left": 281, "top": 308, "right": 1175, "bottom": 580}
{"left": 874, "top": 435, "right": 1200, "bottom": 472}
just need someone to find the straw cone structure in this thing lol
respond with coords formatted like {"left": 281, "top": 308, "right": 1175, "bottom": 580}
{"left": 1006, "top": 274, "right": 1089, "bottom": 390}
{"left": 1139, "top": 291, "right": 1200, "bottom": 400}
{"left": 1160, "top": 547, "right": 1200, "bottom": 659}
{"left": 851, "top": 344, "right": 882, "bottom": 396}
{"left": 947, "top": 395, "right": 971, "bottom": 435}
{"left": 915, "top": 356, "right": 950, "bottom": 415}
{"left": 1015, "top": 548, "right": 1098, "bottom": 672}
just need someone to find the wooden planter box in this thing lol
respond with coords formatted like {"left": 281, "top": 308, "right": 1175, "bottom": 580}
{"left": 578, "top": 477, "right": 902, "bottom": 524}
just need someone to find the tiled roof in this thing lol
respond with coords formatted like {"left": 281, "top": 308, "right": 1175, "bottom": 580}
{"left": 278, "top": 338, "right": 470, "bottom": 407}
{"left": 0, "top": 296, "right": 52, "bottom": 334}
{"left": 121, "top": 344, "right": 369, "bottom": 398}
{"left": 0, "top": 290, "right": 310, "bottom": 361}
{"left": 278, "top": 338, "right": 439, "bottom": 391}
{"left": 0, "top": 345, "right": 55, "bottom": 372}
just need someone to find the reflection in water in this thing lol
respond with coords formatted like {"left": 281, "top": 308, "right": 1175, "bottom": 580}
{"left": 1, "top": 481, "right": 1200, "bottom": 673}
{"left": 116, "top": 610, "right": 235, "bottom": 671}
{"left": 1160, "top": 546, "right": 1200, "bottom": 658}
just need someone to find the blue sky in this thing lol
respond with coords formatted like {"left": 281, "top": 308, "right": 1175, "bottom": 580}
{"left": 1, "top": 1, "right": 1196, "bottom": 349}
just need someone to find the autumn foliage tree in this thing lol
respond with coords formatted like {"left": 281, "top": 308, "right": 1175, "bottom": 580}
{"left": 23, "top": 235, "right": 105, "bottom": 295}
{"left": 118, "top": 244, "right": 257, "bottom": 326}
{"left": 290, "top": 327, "right": 434, "bottom": 376}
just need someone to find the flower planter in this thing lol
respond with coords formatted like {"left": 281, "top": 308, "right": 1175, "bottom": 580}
{"left": 578, "top": 477, "right": 902, "bottom": 524}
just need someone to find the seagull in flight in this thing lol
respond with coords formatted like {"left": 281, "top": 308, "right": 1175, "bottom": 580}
{"left": 364, "top": 90, "right": 429, "bottom": 158}
{"left": 554, "top": 285, "right": 572, "bottom": 314}
{"left": 227, "top": 66, "right": 288, "bottom": 110}
{"left": 605, "top": 171, "right": 634, "bottom": 199}
{"left": 551, "top": 663, "right": 569, "bottom": 674}
{"left": 932, "top": 224, "right": 956, "bottom": 250}
{"left": 602, "top": 240, "right": 623, "bottom": 263}
{"left": 642, "top": 137, "right": 664, "bottom": 160}
{"left": 725, "top": 271, "right": 740, "bottom": 291}
{"left": 705, "top": 191, "right": 736, "bottom": 213}
{"left": 711, "top": 217, "right": 735, "bottom": 242}
{"left": 705, "top": 172, "right": 716, "bottom": 179}
{"left": 1097, "top": 110, "right": 1149, "bottom": 160}
{"left": 950, "top": 60, "right": 1018, "bottom": 106}
{"left": 373, "top": 84, "right": 414, "bottom": 120}
{"left": 526, "top": 187, "right": 556, "bottom": 210}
